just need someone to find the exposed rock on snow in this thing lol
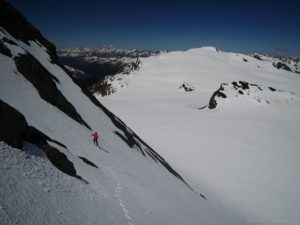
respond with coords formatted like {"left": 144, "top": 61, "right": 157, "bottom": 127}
{"left": 0, "top": 99, "right": 83, "bottom": 181}
{"left": 273, "top": 61, "right": 292, "bottom": 72}
{"left": 252, "top": 53, "right": 300, "bottom": 74}
{"left": 0, "top": 0, "right": 58, "bottom": 63}
{"left": 88, "top": 58, "right": 141, "bottom": 96}
{"left": 208, "top": 84, "right": 227, "bottom": 109}
{"left": 0, "top": 40, "right": 12, "bottom": 57}
{"left": 78, "top": 156, "right": 98, "bottom": 168}
{"left": 14, "top": 53, "right": 90, "bottom": 129}
{"left": 179, "top": 82, "right": 195, "bottom": 92}
{"left": 0, "top": 99, "right": 28, "bottom": 148}
{"left": 207, "top": 81, "right": 300, "bottom": 109}
{"left": 253, "top": 54, "right": 263, "bottom": 61}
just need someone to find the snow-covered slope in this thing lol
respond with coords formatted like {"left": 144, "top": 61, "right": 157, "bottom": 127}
{"left": 0, "top": 1, "right": 245, "bottom": 225}
{"left": 99, "top": 47, "right": 300, "bottom": 224}
{"left": 252, "top": 53, "right": 300, "bottom": 74}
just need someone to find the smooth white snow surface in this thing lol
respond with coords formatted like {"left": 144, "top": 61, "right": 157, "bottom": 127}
{"left": 0, "top": 29, "right": 246, "bottom": 225}
{"left": 99, "top": 47, "right": 300, "bottom": 225}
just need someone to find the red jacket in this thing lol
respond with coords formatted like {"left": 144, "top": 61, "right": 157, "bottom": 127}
{"left": 92, "top": 132, "right": 99, "bottom": 140}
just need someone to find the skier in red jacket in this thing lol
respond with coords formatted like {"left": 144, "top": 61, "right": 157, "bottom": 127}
{"left": 91, "top": 131, "right": 99, "bottom": 146}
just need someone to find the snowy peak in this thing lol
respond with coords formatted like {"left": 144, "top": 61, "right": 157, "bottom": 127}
{"left": 187, "top": 46, "right": 220, "bottom": 53}
{"left": 207, "top": 81, "right": 300, "bottom": 109}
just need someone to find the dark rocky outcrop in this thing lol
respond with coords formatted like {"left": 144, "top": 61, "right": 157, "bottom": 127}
{"left": 0, "top": 0, "right": 58, "bottom": 64}
{"left": 14, "top": 53, "right": 90, "bottom": 129}
{"left": 115, "top": 131, "right": 135, "bottom": 149}
{"left": 87, "top": 59, "right": 141, "bottom": 96}
{"left": 208, "top": 84, "right": 227, "bottom": 109}
{"left": 39, "top": 141, "right": 84, "bottom": 181}
{"left": 0, "top": 100, "right": 84, "bottom": 181}
{"left": 88, "top": 79, "right": 114, "bottom": 96}
{"left": 239, "top": 81, "right": 249, "bottom": 90}
{"left": 0, "top": 100, "right": 28, "bottom": 148}
{"left": 232, "top": 81, "right": 249, "bottom": 90}
{"left": 25, "top": 127, "right": 85, "bottom": 182}
{"left": 78, "top": 156, "right": 98, "bottom": 168}
{"left": 0, "top": 41, "right": 12, "bottom": 57}
{"left": 243, "top": 58, "right": 248, "bottom": 62}
{"left": 179, "top": 82, "right": 195, "bottom": 92}
{"left": 24, "top": 126, "right": 66, "bottom": 149}
{"left": 205, "top": 81, "right": 292, "bottom": 109}
{"left": 273, "top": 62, "right": 292, "bottom": 72}
{"left": 253, "top": 54, "right": 263, "bottom": 61}
{"left": 269, "top": 87, "right": 276, "bottom": 91}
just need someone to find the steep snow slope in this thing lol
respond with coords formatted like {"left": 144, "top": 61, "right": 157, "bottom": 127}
{"left": 100, "top": 47, "right": 300, "bottom": 224}
{"left": 0, "top": 1, "right": 246, "bottom": 225}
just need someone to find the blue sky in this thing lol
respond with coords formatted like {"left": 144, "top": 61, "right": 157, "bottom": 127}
{"left": 10, "top": 0, "right": 300, "bottom": 55}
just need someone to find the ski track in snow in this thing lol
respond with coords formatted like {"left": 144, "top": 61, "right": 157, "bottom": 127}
{"left": 109, "top": 167, "right": 134, "bottom": 225}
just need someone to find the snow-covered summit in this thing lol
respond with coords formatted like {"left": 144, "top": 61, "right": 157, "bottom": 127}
{"left": 186, "top": 46, "right": 219, "bottom": 53}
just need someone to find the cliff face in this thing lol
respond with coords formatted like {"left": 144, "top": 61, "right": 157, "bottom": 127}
{"left": 0, "top": 0, "right": 58, "bottom": 63}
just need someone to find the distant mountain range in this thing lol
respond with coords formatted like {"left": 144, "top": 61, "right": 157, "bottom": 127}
{"left": 57, "top": 47, "right": 161, "bottom": 88}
